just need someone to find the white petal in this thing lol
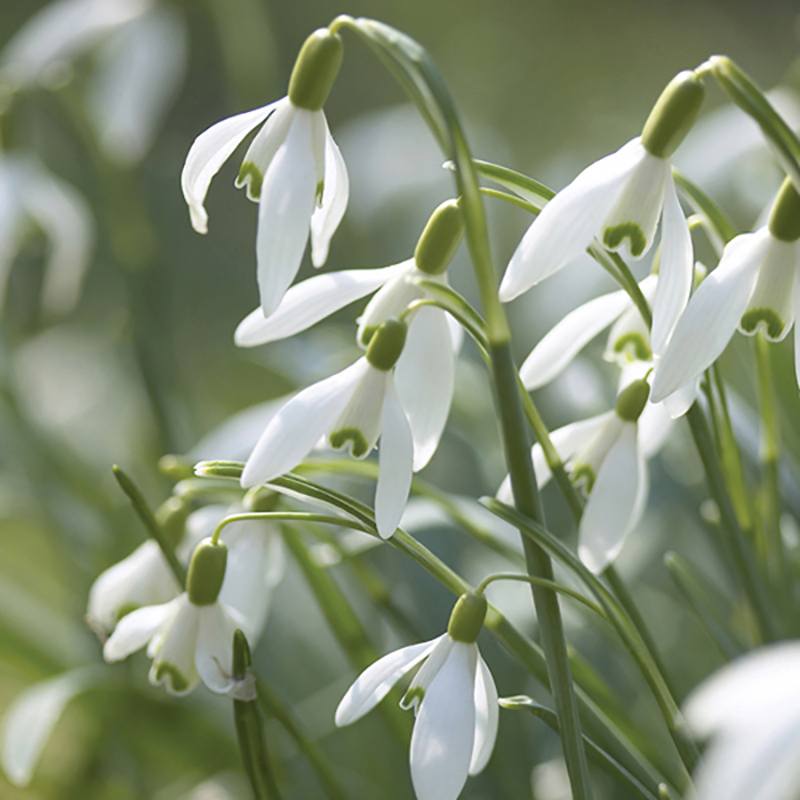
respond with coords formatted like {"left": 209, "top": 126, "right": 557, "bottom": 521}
{"left": 330, "top": 367, "right": 390, "bottom": 457}
{"left": 637, "top": 399, "right": 675, "bottom": 458}
{"left": 234, "top": 265, "right": 403, "bottom": 347}
{"left": 410, "top": 642, "right": 478, "bottom": 800}
{"left": 469, "top": 655, "right": 499, "bottom": 776}
{"left": 650, "top": 176, "right": 693, "bottom": 355}
{"left": 356, "top": 263, "right": 420, "bottom": 344}
{"left": 334, "top": 636, "right": 442, "bottom": 727}
{"left": 256, "top": 108, "right": 318, "bottom": 315}
{"left": 87, "top": 541, "right": 178, "bottom": 634}
{"left": 650, "top": 230, "right": 768, "bottom": 403}
{"left": 395, "top": 307, "right": 455, "bottom": 471}
{"left": 195, "top": 604, "right": 239, "bottom": 694}
{"left": 402, "top": 636, "right": 454, "bottom": 712}
{"left": 579, "top": 423, "right": 645, "bottom": 573}
{"left": 310, "top": 119, "right": 349, "bottom": 267}
{"left": 1, "top": 668, "right": 94, "bottom": 787}
{"left": 149, "top": 597, "right": 200, "bottom": 695}
{"left": 103, "top": 597, "right": 178, "bottom": 661}
{"left": 499, "top": 138, "right": 644, "bottom": 302}
{"left": 241, "top": 359, "right": 366, "bottom": 487}
{"left": 519, "top": 288, "right": 633, "bottom": 389}
{"left": 661, "top": 379, "right": 699, "bottom": 419}
{"left": 375, "top": 381, "right": 414, "bottom": 538}
{"left": 181, "top": 101, "right": 278, "bottom": 234}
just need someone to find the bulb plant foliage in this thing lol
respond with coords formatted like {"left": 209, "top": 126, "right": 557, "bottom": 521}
{"left": 2, "top": 7, "right": 800, "bottom": 800}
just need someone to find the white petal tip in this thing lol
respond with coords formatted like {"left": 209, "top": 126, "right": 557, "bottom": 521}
{"left": 578, "top": 545, "right": 610, "bottom": 575}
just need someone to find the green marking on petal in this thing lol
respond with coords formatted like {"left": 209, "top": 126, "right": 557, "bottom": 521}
{"left": 740, "top": 308, "right": 785, "bottom": 340}
{"left": 612, "top": 332, "right": 652, "bottom": 362}
{"left": 329, "top": 427, "right": 370, "bottom": 458}
{"left": 315, "top": 179, "right": 325, "bottom": 206}
{"left": 237, "top": 162, "right": 263, "bottom": 201}
{"left": 603, "top": 222, "right": 647, "bottom": 257}
{"left": 153, "top": 662, "right": 190, "bottom": 693}
{"left": 400, "top": 685, "right": 425, "bottom": 711}
{"left": 571, "top": 463, "right": 596, "bottom": 494}
{"left": 115, "top": 603, "right": 140, "bottom": 622}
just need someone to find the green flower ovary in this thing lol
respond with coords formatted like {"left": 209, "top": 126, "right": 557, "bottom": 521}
{"left": 329, "top": 427, "right": 370, "bottom": 458}
{"left": 603, "top": 222, "right": 647, "bottom": 257}
{"left": 740, "top": 308, "right": 785, "bottom": 340}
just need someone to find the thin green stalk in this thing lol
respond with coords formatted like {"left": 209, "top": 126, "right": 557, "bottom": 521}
{"left": 329, "top": 16, "right": 593, "bottom": 795}
{"left": 111, "top": 465, "right": 185, "bottom": 586}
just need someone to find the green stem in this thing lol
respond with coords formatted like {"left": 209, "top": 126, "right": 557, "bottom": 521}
{"left": 111, "top": 465, "right": 185, "bottom": 586}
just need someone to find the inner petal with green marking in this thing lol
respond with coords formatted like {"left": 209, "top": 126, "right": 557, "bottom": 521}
{"left": 329, "top": 368, "right": 389, "bottom": 458}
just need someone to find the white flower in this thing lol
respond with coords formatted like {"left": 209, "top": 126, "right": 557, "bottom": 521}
{"left": 235, "top": 198, "right": 464, "bottom": 471}
{"left": 498, "top": 381, "right": 653, "bottom": 573}
{"left": 103, "top": 539, "right": 242, "bottom": 695}
{"left": 652, "top": 180, "right": 800, "bottom": 404}
{"left": 500, "top": 72, "right": 704, "bottom": 358}
{"left": 241, "top": 321, "right": 414, "bottom": 538}
{"left": 0, "top": 156, "right": 93, "bottom": 315}
{"left": 335, "top": 594, "right": 497, "bottom": 800}
{"left": 684, "top": 642, "right": 800, "bottom": 800}
{"left": 181, "top": 29, "right": 348, "bottom": 315}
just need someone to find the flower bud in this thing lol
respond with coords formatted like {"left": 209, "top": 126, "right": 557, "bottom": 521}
{"left": 158, "top": 454, "right": 194, "bottom": 481}
{"left": 155, "top": 497, "right": 190, "bottom": 548}
{"left": 615, "top": 379, "right": 650, "bottom": 422}
{"left": 767, "top": 178, "right": 800, "bottom": 242}
{"left": 447, "top": 592, "right": 488, "bottom": 643}
{"left": 243, "top": 486, "right": 280, "bottom": 512}
{"left": 187, "top": 538, "right": 228, "bottom": 605}
{"left": 288, "top": 29, "right": 343, "bottom": 111}
{"left": 641, "top": 71, "right": 705, "bottom": 158}
{"left": 414, "top": 199, "right": 464, "bottom": 275}
{"left": 365, "top": 319, "right": 407, "bottom": 371}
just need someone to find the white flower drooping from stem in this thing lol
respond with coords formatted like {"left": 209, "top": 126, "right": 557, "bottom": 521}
{"left": 498, "top": 379, "right": 652, "bottom": 573}
{"left": 181, "top": 28, "right": 348, "bottom": 314}
{"left": 235, "top": 198, "right": 464, "bottom": 471}
{"left": 500, "top": 71, "right": 704, "bottom": 357}
{"left": 103, "top": 538, "right": 243, "bottom": 695}
{"left": 335, "top": 592, "right": 498, "bottom": 800}
{"left": 684, "top": 642, "right": 800, "bottom": 800}
{"left": 652, "top": 177, "right": 800, "bottom": 403}
{"left": 241, "top": 320, "right": 414, "bottom": 538}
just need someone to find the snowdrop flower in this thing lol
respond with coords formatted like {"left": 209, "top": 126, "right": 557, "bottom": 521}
{"left": 684, "top": 642, "right": 800, "bottom": 800}
{"left": 104, "top": 538, "right": 243, "bottom": 695}
{"left": 181, "top": 29, "right": 348, "bottom": 314}
{"left": 500, "top": 72, "right": 704, "bottom": 356}
{"left": 0, "top": 155, "right": 93, "bottom": 314}
{"left": 241, "top": 320, "right": 414, "bottom": 538}
{"left": 653, "top": 177, "right": 800, "bottom": 403}
{"left": 336, "top": 592, "right": 498, "bottom": 800}
{"left": 499, "top": 379, "right": 653, "bottom": 573}
{"left": 236, "top": 198, "right": 464, "bottom": 470}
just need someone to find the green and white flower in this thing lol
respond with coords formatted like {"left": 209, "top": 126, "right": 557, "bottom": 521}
{"left": 501, "top": 72, "right": 704, "bottom": 358}
{"left": 241, "top": 320, "right": 414, "bottom": 538}
{"left": 684, "top": 642, "right": 800, "bottom": 800}
{"left": 103, "top": 539, "right": 242, "bottom": 696}
{"left": 181, "top": 29, "right": 347, "bottom": 315}
{"left": 652, "top": 178, "right": 800, "bottom": 403}
{"left": 235, "top": 199, "right": 464, "bottom": 471}
{"left": 335, "top": 593, "right": 497, "bottom": 800}
{"left": 498, "top": 380, "right": 655, "bottom": 573}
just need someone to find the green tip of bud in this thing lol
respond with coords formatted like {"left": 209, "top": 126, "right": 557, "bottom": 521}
{"left": 187, "top": 539, "right": 228, "bottom": 605}
{"left": 641, "top": 70, "right": 705, "bottom": 158}
{"left": 768, "top": 178, "right": 800, "bottom": 242}
{"left": 232, "top": 629, "right": 252, "bottom": 679}
{"left": 414, "top": 199, "right": 464, "bottom": 275}
{"left": 288, "top": 29, "right": 343, "bottom": 111}
{"left": 158, "top": 454, "right": 194, "bottom": 481}
{"left": 365, "top": 319, "right": 407, "bottom": 371}
{"left": 615, "top": 379, "right": 650, "bottom": 422}
{"left": 447, "top": 592, "right": 488, "bottom": 643}
{"left": 155, "top": 497, "right": 190, "bottom": 548}
{"left": 244, "top": 487, "right": 280, "bottom": 512}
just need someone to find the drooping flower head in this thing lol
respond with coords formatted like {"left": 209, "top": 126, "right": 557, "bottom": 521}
{"left": 653, "top": 177, "right": 800, "bottom": 404}
{"left": 336, "top": 592, "right": 498, "bottom": 800}
{"left": 500, "top": 71, "right": 705, "bottom": 356}
{"left": 181, "top": 28, "right": 348, "bottom": 314}
{"left": 235, "top": 198, "right": 464, "bottom": 471}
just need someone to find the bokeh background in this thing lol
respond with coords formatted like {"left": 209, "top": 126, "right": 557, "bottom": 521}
{"left": 1, "top": 0, "right": 799, "bottom": 797}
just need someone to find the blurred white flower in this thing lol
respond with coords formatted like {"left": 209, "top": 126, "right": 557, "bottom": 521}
{"left": 684, "top": 642, "right": 800, "bottom": 800}
{"left": 241, "top": 321, "right": 414, "bottom": 538}
{"left": 335, "top": 594, "right": 497, "bottom": 800}
{"left": 181, "top": 29, "right": 347, "bottom": 314}
{"left": 0, "top": 155, "right": 93, "bottom": 314}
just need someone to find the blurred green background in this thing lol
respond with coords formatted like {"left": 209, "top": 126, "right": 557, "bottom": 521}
{"left": 1, "top": 0, "right": 799, "bottom": 797}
